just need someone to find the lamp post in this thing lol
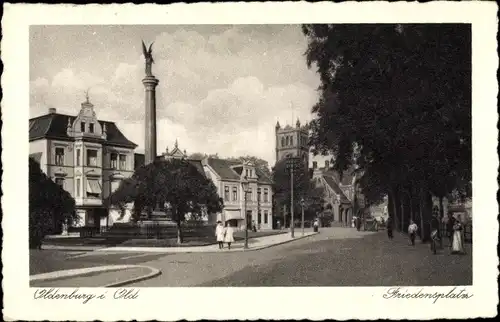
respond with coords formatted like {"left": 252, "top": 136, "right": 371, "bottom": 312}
{"left": 242, "top": 176, "right": 250, "bottom": 249}
{"left": 286, "top": 157, "right": 300, "bottom": 239}
{"left": 300, "top": 197, "right": 305, "bottom": 236}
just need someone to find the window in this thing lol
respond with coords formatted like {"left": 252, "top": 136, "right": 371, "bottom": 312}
{"left": 89, "top": 123, "right": 94, "bottom": 133}
{"left": 76, "top": 149, "right": 81, "bottom": 166}
{"left": 258, "top": 211, "right": 262, "bottom": 224}
{"left": 264, "top": 210, "right": 268, "bottom": 224}
{"left": 264, "top": 188, "right": 269, "bottom": 202}
{"left": 313, "top": 161, "right": 318, "bottom": 169}
{"left": 55, "top": 147, "right": 64, "bottom": 166}
{"left": 286, "top": 136, "right": 289, "bottom": 146}
{"left": 281, "top": 137, "right": 285, "bottom": 147}
{"left": 224, "top": 186, "right": 230, "bottom": 201}
{"left": 76, "top": 178, "right": 81, "bottom": 197}
{"left": 110, "top": 153, "right": 118, "bottom": 169}
{"left": 290, "top": 136, "right": 294, "bottom": 146}
{"left": 257, "top": 188, "right": 261, "bottom": 202}
{"left": 245, "top": 169, "right": 249, "bottom": 177}
{"left": 249, "top": 188, "right": 253, "bottom": 201}
{"left": 325, "top": 160, "right": 330, "bottom": 168}
{"left": 55, "top": 177, "right": 64, "bottom": 188}
{"left": 232, "top": 187, "right": 238, "bottom": 201}
{"left": 86, "top": 179, "right": 102, "bottom": 198}
{"left": 80, "top": 122, "right": 85, "bottom": 132}
{"left": 119, "top": 154, "right": 126, "bottom": 170}
{"left": 86, "top": 149, "right": 98, "bottom": 166}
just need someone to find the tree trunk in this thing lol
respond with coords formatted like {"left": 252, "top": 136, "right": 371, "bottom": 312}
{"left": 439, "top": 196, "right": 444, "bottom": 220}
{"left": 389, "top": 186, "right": 399, "bottom": 231}
{"left": 176, "top": 221, "right": 183, "bottom": 244}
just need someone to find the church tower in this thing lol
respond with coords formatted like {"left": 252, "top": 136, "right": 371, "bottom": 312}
{"left": 275, "top": 118, "right": 309, "bottom": 166}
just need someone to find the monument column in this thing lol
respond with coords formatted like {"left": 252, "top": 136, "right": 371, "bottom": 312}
{"left": 141, "top": 40, "right": 159, "bottom": 165}
{"left": 143, "top": 76, "right": 159, "bottom": 165}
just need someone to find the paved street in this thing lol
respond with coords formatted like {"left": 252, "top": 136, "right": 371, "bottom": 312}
{"left": 30, "top": 227, "right": 471, "bottom": 287}
{"left": 129, "top": 228, "right": 471, "bottom": 287}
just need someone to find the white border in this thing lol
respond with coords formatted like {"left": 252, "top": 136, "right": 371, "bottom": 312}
{"left": 2, "top": 2, "right": 498, "bottom": 320}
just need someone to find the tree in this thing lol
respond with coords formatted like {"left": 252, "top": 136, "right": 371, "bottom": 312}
{"left": 272, "top": 158, "right": 321, "bottom": 225}
{"left": 29, "top": 158, "right": 77, "bottom": 249}
{"left": 110, "top": 159, "right": 223, "bottom": 244}
{"left": 303, "top": 24, "right": 471, "bottom": 241}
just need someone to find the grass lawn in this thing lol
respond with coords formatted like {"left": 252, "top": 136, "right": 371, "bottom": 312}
{"left": 43, "top": 230, "right": 287, "bottom": 248}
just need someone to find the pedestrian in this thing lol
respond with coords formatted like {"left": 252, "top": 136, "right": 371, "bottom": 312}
{"left": 430, "top": 207, "right": 442, "bottom": 249}
{"left": 356, "top": 216, "right": 362, "bottom": 231}
{"left": 451, "top": 215, "right": 466, "bottom": 255}
{"left": 224, "top": 222, "right": 235, "bottom": 250}
{"left": 446, "top": 212, "right": 456, "bottom": 248}
{"left": 313, "top": 218, "right": 319, "bottom": 232}
{"left": 386, "top": 217, "right": 393, "bottom": 239}
{"left": 277, "top": 220, "right": 281, "bottom": 230}
{"left": 252, "top": 220, "right": 257, "bottom": 232}
{"left": 408, "top": 220, "right": 418, "bottom": 246}
{"left": 215, "top": 221, "right": 225, "bottom": 249}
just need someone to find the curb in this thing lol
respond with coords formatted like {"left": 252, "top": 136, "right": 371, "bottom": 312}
{"left": 41, "top": 245, "right": 104, "bottom": 251}
{"left": 104, "top": 267, "right": 161, "bottom": 288}
{"left": 94, "top": 232, "right": 319, "bottom": 254}
{"left": 30, "top": 265, "right": 159, "bottom": 285}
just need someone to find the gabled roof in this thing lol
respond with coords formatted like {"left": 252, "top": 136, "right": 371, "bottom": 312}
{"left": 29, "top": 113, "right": 137, "bottom": 148}
{"left": 207, "top": 158, "right": 241, "bottom": 180}
{"left": 206, "top": 158, "right": 273, "bottom": 185}
{"left": 324, "top": 165, "right": 357, "bottom": 186}
{"left": 323, "top": 174, "right": 350, "bottom": 202}
{"left": 29, "top": 152, "right": 42, "bottom": 164}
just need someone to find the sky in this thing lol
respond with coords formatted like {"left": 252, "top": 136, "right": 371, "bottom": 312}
{"left": 30, "top": 25, "right": 321, "bottom": 165}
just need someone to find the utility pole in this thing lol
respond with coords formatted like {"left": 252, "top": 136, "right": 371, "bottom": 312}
{"left": 301, "top": 198, "right": 305, "bottom": 236}
{"left": 290, "top": 163, "right": 295, "bottom": 238}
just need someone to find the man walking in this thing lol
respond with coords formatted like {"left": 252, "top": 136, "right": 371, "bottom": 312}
{"left": 408, "top": 220, "right": 418, "bottom": 246}
{"left": 386, "top": 217, "right": 394, "bottom": 240}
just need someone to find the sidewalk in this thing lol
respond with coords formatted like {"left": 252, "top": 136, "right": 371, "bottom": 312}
{"left": 95, "top": 231, "right": 318, "bottom": 253}
{"left": 30, "top": 265, "right": 161, "bottom": 288}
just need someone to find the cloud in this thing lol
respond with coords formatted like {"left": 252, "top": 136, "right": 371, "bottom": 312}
{"left": 30, "top": 25, "right": 320, "bottom": 165}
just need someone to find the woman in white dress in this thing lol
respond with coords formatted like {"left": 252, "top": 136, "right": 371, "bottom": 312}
{"left": 451, "top": 215, "right": 466, "bottom": 254}
{"left": 215, "top": 221, "right": 225, "bottom": 250}
{"left": 224, "top": 222, "right": 235, "bottom": 250}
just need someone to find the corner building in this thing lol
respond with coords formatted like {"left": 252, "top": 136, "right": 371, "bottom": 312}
{"left": 29, "top": 98, "right": 137, "bottom": 231}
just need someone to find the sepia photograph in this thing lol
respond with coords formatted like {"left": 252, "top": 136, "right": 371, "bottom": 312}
{"left": 28, "top": 23, "right": 473, "bottom": 288}
{"left": 2, "top": 2, "right": 498, "bottom": 321}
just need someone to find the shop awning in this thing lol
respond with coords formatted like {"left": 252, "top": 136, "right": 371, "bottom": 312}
{"left": 87, "top": 179, "right": 102, "bottom": 194}
{"left": 224, "top": 209, "right": 242, "bottom": 221}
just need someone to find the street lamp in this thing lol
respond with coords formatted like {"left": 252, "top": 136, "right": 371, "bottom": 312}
{"left": 242, "top": 176, "right": 250, "bottom": 249}
{"left": 300, "top": 198, "right": 305, "bottom": 236}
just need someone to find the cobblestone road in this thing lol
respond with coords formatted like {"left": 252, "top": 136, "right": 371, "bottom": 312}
{"left": 129, "top": 228, "right": 471, "bottom": 287}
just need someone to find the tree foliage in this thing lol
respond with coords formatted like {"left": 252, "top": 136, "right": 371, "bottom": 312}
{"left": 272, "top": 159, "right": 322, "bottom": 222}
{"left": 109, "top": 159, "right": 223, "bottom": 243}
{"left": 29, "top": 158, "right": 77, "bottom": 249}
{"left": 303, "top": 24, "right": 471, "bottom": 241}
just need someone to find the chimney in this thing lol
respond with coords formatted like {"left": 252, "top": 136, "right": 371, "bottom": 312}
{"left": 48, "top": 108, "right": 57, "bottom": 114}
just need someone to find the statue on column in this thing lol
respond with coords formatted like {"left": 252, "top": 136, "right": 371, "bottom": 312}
{"left": 142, "top": 40, "right": 155, "bottom": 76}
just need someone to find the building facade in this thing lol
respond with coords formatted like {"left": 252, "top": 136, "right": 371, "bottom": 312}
{"left": 203, "top": 158, "right": 273, "bottom": 230}
{"left": 275, "top": 119, "right": 310, "bottom": 165}
{"left": 29, "top": 99, "right": 138, "bottom": 231}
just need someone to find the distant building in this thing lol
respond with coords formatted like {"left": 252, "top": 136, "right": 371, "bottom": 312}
{"left": 275, "top": 119, "right": 309, "bottom": 166}
{"left": 134, "top": 140, "right": 212, "bottom": 223}
{"left": 203, "top": 158, "right": 274, "bottom": 230}
{"left": 29, "top": 98, "right": 137, "bottom": 231}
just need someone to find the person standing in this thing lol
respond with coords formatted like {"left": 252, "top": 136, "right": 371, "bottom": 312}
{"left": 430, "top": 207, "right": 442, "bottom": 249}
{"left": 215, "top": 221, "right": 225, "bottom": 250}
{"left": 408, "top": 220, "right": 418, "bottom": 246}
{"left": 224, "top": 222, "right": 235, "bottom": 250}
{"left": 313, "top": 218, "right": 319, "bottom": 232}
{"left": 451, "top": 215, "right": 466, "bottom": 254}
{"left": 446, "top": 212, "right": 456, "bottom": 248}
{"left": 386, "top": 217, "right": 393, "bottom": 240}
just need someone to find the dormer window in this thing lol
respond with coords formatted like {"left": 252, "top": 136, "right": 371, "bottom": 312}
{"left": 89, "top": 123, "right": 94, "bottom": 133}
{"left": 80, "top": 122, "right": 85, "bottom": 132}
